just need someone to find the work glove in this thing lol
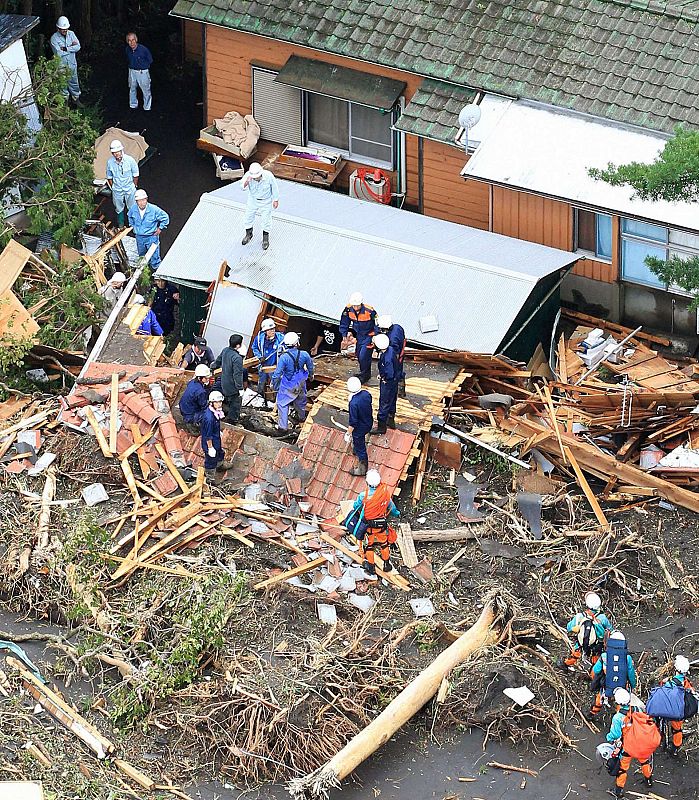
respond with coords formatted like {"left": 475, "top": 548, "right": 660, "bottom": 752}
{"left": 207, "top": 446, "right": 216, "bottom": 458}
{"left": 344, "top": 432, "right": 351, "bottom": 443}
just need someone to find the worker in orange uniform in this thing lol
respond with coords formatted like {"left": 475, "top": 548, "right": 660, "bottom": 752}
{"left": 606, "top": 687, "right": 659, "bottom": 797}
{"left": 664, "top": 655, "right": 694, "bottom": 756}
{"left": 339, "top": 292, "right": 377, "bottom": 384}
{"left": 351, "top": 469, "right": 400, "bottom": 576}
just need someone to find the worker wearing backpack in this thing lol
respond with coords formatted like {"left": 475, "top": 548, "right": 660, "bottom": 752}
{"left": 590, "top": 630, "right": 637, "bottom": 716}
{"left": 606, "top": 687, "right": 659, "bottom": 797}
{"left": 558, "top": 591, "right": 612, "bottom": 669}
{"left": 660, "top": 655, "right": 695, "bottom": 756}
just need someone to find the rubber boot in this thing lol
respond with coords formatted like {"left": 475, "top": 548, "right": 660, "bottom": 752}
{"left": 205, "top": 468, "right": 218, "bottom": 483}
{"left": 361, "top": 559, "right": 376, "bottom": 576}
{"left": 72, "top": 95, "right": 85, "bottom": 108}
{"left": 382, "top": 560, "right": 393, "bottom": 572}
{"left": 262, "top": 231, "right": 270, "bottom": 250}
{"left": 668, "top": 744, "right": 679, "bottom": 758}
{"left": 398, "top": 377, "right": 406, "bottom": 398}
{"left": 241, "top": 228, "right": 253, "bottom": 245}
{"left": 370, "top": 420, "right": 387, "bottom": 436}
{"left": 645, "top": 777, "right": 653, "bottom": 788}
{"left": 356, "top": 372, "right": 371, "bottom": 384}
{"left": 613, "top": 788, "right": 624, "bottom": 799}
{"left": 387, "top": 414, "right": 396, "bottom": 429}
{"left": 116, "top": 210, "right": 125, "bottom": 227}
{"left": 350, "top": 458, "right": 368, "bottom": 476}
{"left": 216, "top": 459, "right": 235, "bottom": 472}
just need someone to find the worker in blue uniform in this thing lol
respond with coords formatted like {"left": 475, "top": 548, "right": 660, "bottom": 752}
{"left": 345, "top": 376, "right": 373, "bottom": 476}
{"left": 271, "top": 332, "right": 314, "bottom": 432}
{"left": 131, "top": 295, "right": 163, "bottom": 335}
{"left": 127, "top": 189, "right": 169, "bottom": 268}
{"left": 377, "top": 314, "right": 407, "bottom": 397}
{"left": 178, "top": 364, "right": 211, "bottom": 427}
{"left": 251, "top": 318, "right": 284, "bottom": 396}
{"left": 201, "top": 391, "right": 234, "bottom": 481}
{"left": 339, "top": 292, "right": 377, "bottom": 384}
{"left": 106, "top": 139, "right": 139, "bottom": 227}
{"left": 241, "top": 163, "right": 280, "bottom": 251}
{"left": 150, "top": 277, "right": 179, "bottom": 336}
{"left": 50, "top": 17, "right": 82, "bottom": 105}
{"left": 370, "top": 333, "right": 400, "bottom": 436}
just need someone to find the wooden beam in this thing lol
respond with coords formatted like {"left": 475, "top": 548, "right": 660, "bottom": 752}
{"left": 119, "top": 422, "right": 155, "bottom": 462}
{"left": 84, "top": 406, "right": 112, "bottom": 458}
{"left": 109, "top": 373, "right": 119, "bottom": 454}
{"left": 563, "top": 446, "right": 609, "bottom": 529}
{"left": 254, "top": 556, "right": 326, "bottom": 590}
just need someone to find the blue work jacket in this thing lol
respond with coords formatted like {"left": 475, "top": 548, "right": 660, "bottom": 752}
{"left": 349, "top": 390, "right": 373, "bottom": 433}
{"left": 128, "top": 203, "right": 169, "bottom": 237}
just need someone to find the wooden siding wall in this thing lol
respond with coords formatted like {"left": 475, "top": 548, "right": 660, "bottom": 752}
{"left": 492, "top": 186, "right": 571, "bottom": 249}
{"left": 205, "top": 26, "right": 421, "bottom": 206}
{"left": 422, "top": 143, "right": 489, "bottom": 229}
{"left": 183, "top": 20, "right": 203, "bottom": 63}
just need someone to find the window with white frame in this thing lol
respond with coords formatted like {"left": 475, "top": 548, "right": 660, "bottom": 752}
{"left": 620, "top": 218, "right": 699, "bottom": 291}
{"left": 306, "top": 93, "right": 393, "bottom": 168}
{"left": 574, "top": 209, "right": 613, "bottom": 260}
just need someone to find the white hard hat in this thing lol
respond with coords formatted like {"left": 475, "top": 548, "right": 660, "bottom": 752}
{"left": 347, "top": 376, "right": 362, "bottom": 394}
{"left": 609, "top": 630, "right": 626, "bottom": 641}
{"left": 373, "top": 333, "right": 390, "bottom": 351}
{"left": 110, "top": 139, "right": 124, "bottom": 153}
{"left": 56, "top": 16, "right": 70, "bottom": 29}
{"left": 132, "top": 294, "right": 145, "bottom": 304}
{"left": 134, "top": 189, "right": 148, "bottom": 200}
{"left": 585, "top": 591, "right": 602, "bottom": 611}
{"left": 194, "top": 364, "right": 211, "bottom": 378}
{"left": 249, "top": 162, "right": 263, "bottom": 177}
{"left": 349, "top": 292, "right": 363, "bottom": 306}
{"left": 376, "top": 314, "right": 392, "bottom": 329}
{"left": 613, "top": 687, "right": 631, "bottom": 706}
{"left": 209, "top": 390, "right": 224, "bottom": 403}
{"left": 110, "top": 272, "right": 126, "bottom": 284}
{"left": 260, "top": 318, "right": 276, "bottom": 332}
{"left": 675, "top": 655, "right": 690, "bottom": 674}
{"left": 366, "top": 469, "right": 381, "bottom": 487}
{"left": 283, "top": 331, "right": 299, "bottom": 347}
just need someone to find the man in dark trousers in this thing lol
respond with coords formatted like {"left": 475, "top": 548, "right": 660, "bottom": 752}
{"left": 339, "top": 292, "right": 377, "bottom": 384}
{"left": 370, "top": 333, "right": 400, "bottom": 435}
{"left": 178, "top": 364, "right": 211, "bottom": 427}
{"left": 377, "top": 314, "right": 407, "bottom": 397}
{"left": 151, "top": 277, "right": 179, "bottom": 336}
{"left": 345, "top": 376, "right": 373, "bottom": 476}
{"left": 213, "top": 334, "right": 245, "bottom": 424}
{"left": 200, "top": 391, "right": 234, "bottom": 482}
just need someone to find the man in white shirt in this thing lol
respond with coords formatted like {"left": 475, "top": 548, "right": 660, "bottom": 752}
{"left": 241, "top": 162, "right": 280, "bottom": 251}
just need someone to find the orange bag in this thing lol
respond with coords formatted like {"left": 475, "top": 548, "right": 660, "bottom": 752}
{"left": 622, "top": 711, "right": 661, "bottom": 760}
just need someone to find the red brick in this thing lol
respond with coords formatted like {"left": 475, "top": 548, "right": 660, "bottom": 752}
{"left": 153, "top": 471, "right": 179, "bottom": 496}
{"left": 65, "top": 393, "right": 90, "bottom": 409}
{"left": 116, "top": 430, "right": 134, "bottom": 455}
{"left": 122, "top": 393, "right": 160, "bottom": 425}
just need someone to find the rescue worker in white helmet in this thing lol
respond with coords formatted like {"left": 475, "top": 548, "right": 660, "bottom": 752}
{"left": 557, "top": 591, "right": 613, "bottom": 670}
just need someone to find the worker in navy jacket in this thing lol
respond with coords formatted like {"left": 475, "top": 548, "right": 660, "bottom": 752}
{"left": 370, "top": 333, "right": 400, "bottom": 436}
{"left": 179, "top": 364, "right": 211, "bottom": 426}
{"left": 339, "top": 291, "right": 377, "bottom": 384}
{"left": 345, "top": 376, "right": 373, "bottom": 476}
{"left": 377, "top": 314, "right": 407, "bottom": 397}
{"left": 271, "top": 332, "right": 314, "bottom": 431}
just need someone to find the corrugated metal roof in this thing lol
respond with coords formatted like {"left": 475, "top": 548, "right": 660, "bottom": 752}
{"left": 461, "top": 101, "right": 699, "bottom": 232}
{"left": 156, "top": 180, "right": 576, "bottom": 353}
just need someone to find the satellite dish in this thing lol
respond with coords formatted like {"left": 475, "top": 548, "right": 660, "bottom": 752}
{"left": 458, "top": 103, "right": 482, "bottom": 130}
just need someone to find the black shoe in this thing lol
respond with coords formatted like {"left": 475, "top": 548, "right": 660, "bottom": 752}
{"left": 350, "top": 459, "right": 368, "bottom": 476}
{"left": 645, "top": 777, "right": 653, "bottom": 788}
{"left": 242, "top": 228, "right": 253, "bottom": 245}
{"left": 387, "top": 415, "right": 396, "bottom": 429}
{"left": 262, "top": 232, "right": 270, "bottom": 250}
{"left": 398, "top": 379, "right": 406, "bottom": 398}
{"left": 355, "top": 372, "right": 371, "bottom": 384}
{"left": 382, "top": 561, "right": 393, "bottom": 572}
{"left": 71, "top": 95, "right": 85, "bottom": 108}
{"left": 361, "top": 559, "right": 376, "bottom": 575}
{"left": 369, "top": 423, "right": 387, "bottom": 436}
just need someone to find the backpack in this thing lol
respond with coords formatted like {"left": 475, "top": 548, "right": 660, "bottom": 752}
{"left": 646, "top": 683, "right": 686, "bottom": 720}
{"left": 604, "top": 638, "right": 629, "bottom": 697}
{"left": 342, "top": 504, "right": 367, "bottom": 541}
{"left": 577, "top": 612, "right": 599, "bottom": 653}
{"left": 684, "top": 689, "right": 699, "bottom": 720}
{"left": 622, "top": 711, "right": 661, "bottom": 760}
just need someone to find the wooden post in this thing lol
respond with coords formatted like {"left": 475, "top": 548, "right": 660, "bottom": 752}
{"left": 109, "top": 373, "right": 119, "bottom": 454}
{"left": 288, "top": 593, "right": 507, "bottom": 799}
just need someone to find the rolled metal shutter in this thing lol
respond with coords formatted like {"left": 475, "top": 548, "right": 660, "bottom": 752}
{"left": 252, "top": 67, "right": 303, "bottom": 146}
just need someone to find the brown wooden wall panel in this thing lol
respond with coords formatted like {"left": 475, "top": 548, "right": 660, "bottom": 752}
{"left": 183, "top": 20, "right": 203, "bottom": 63}
{"left": 492, "top": 186, "right": 572, "bottom": 250}
{"left": 422, "top": 142, "right": 489, "bottom": 229}
{"left": 204, "top": 26, "right": 421, "bottom": 206}
{"left": 571, "top": 258, "right": 617, "bottom": 284}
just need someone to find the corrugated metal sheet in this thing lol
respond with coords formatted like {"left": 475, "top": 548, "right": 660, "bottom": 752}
{"left": 462, "top": 101, "right": 699, "bottom": 232}
{"left": 156, "top": 180, "right": 576, "bottom": 353}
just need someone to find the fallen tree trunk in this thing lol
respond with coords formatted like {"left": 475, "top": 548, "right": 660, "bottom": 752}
{"left": 288, "top": 591, "right": 509, "bottom": 800}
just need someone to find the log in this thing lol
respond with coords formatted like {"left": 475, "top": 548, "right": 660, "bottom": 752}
{"left": 411, "top": 527, "right": 479, "bottom": 542}
{"left": 36, "top": 466, "right": 56, "bottom": 550}
{"left": 288, "top": 592, "right": 508, "bottom": 799}
{"left": 487, "top": 760, "right": 537, "bottom": 777}
{"left": 114, "top": 758, "right": 156, "bottom": 790}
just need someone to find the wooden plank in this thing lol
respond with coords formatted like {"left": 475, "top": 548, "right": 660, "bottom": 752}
{"left": 155, "top": 442, "right": 189, "bottom": 493}
{"left": 561, "top": 309, "right": 670, "bottom": 346}
{"left": 397, "top": 523, "right": 419, "bottom": 568}
{"left": 103, "top": 554, "right": 198, "bottom": 579}
{"left": 253, "top": 556, "right": 326, "bottom": 590}
{"left": 114, "top": 758, "right": 157, "bottom": 791}
{"left": 84, "top": 406, "right": 112, "bottom": 458}
{"left": 563, "top": 446, "right": 609, "bottom": 529}
{"left": 109, "top": 373, "right": 119, "bottom": 454}
{"left": 557, "top": 334, "right": 568, "bottom": 384}
{"left": 119, "top": 421, "right": 156, "bottom": 462}
{"left": 120, "top": 459, "right": 141, "bottom": 507}
{"left": 412, "top": 528, "right": 479, "bottom": 542}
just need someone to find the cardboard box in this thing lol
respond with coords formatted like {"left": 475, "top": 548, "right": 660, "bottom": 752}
{"left": 199, "top": 125, "right": 253, "bottom": 158}
{"left": 278, "top": 145, "right": 344, "bottom": 175}
{"left": 212, "top": 154, "right": 244, "bottom": 181}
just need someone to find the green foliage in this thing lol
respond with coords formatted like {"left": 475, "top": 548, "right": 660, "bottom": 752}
{"left": 110, "top": 572, "right": 248, "bottom": 727}
{"left": 0, "top": 58, "right": 98, "bottom": 246}
{"left": 61, "top": 512, "right": 111, "bottom": 568}
{"left": 589, "top": 127, "right": 699, "bottom": 203}
{"left": 645, "top": 253, "right": 699, "bottom": 309}
{"left": 20, "top": 257, "right": 104, "bottom": 350}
